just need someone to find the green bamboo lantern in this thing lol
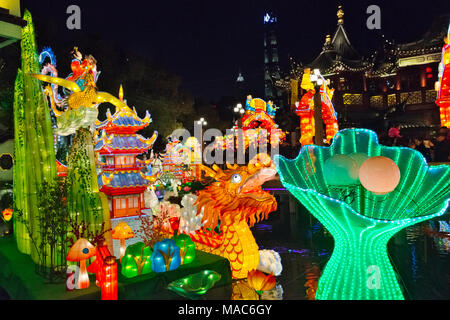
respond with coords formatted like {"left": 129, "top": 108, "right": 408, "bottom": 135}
{"left": 13, "top": 10, "right": 58, "bottom": 264}
{"left": 275, "top": 128, "right": 450, "bottom": 300}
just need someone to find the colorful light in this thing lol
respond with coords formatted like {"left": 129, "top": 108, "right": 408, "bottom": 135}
{"left": 275, "top": 128, "right": 450, "bottom": 300}
{"left": 167, "top": 270, "right": 221, "bottom": 299}
{"left": 435, "top": 24, "right": 450, "bottom": 127}
{"left": 150, "top": 239, "right": 181, "bottom": 273}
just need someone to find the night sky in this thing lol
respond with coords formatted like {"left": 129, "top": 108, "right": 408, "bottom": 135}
{"left": 19, "top": 0, "right": 450, "bottom": 101}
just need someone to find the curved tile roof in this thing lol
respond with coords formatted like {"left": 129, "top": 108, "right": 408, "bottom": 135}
{"left": 98, "top": 171, "right": 148, "bottom": 189}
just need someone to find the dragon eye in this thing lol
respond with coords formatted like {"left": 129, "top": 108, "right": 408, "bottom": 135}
{"left": 231, "top": 174, "right": 242, "bottom": 184}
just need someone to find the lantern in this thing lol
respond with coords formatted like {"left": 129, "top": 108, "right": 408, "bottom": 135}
{"left": 173, "top": 233, "right": 196, "bottom": 265}
{"left": 66, "top": 238, "right": 96, "bottom": 289}
{"left": 323, "top": 154, "right": 359, "bottom": 186}
{"left": 120, "top": 242, "right": 152, "bottom": 278}
{"left": 112, "top": 221, "right": 135, "bottom": 262}
{"left": 150, "top": 239, "right": 181, "bottom": 273}
{"left": 246, "top": 270, "right": 276, "bottom": 294}
{"left": 359, "top": 156, "right": 401, "bottom": 195}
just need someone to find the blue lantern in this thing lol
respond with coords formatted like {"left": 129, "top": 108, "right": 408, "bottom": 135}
{"left": 150, "top": 239, "right": 181, "bottom": 273}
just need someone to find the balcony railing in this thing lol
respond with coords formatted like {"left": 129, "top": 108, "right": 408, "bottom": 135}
{"left": 99, "top": 162, "right": 148, "bottom": 171}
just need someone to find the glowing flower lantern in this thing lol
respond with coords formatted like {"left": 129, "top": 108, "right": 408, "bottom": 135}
{"left": 66, "top": 238, "right": 96, "bottom": 289}
{"left": 359, "top": 156, "right": 401, "bottom": 195}
{"left": 246, "top": 270, "right": 276, "bottom": 294}
{"left": 2, "top": 208, "right": 12, "bottom": 222}
{"left": 112, "top": 222, "right": 135, "bottom": 262}
{"left": 275, "top": 128, "right": 450, "bottom": 299}
{"left": 150, "top": 239, "right": 181, "bottom": 273}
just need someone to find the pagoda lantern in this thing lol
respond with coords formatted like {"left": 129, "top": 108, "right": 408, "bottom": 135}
{"left": 95, "top": 86, "right": 158, "bottom": 219}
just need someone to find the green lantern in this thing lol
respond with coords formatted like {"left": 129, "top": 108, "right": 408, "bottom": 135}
{"left": 275, "top": 128, "right": 450, "bottom": 300}
{"left": 167, "top": 270, "right": 221, "bottom": 299}
{"left": 121, "top": 242, "right": 152, "bottom": 278}
{"left": 173, "top": 233, "right": 196, "bottom": 265}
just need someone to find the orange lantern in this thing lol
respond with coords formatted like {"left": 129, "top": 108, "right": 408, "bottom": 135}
{"left": 66, "top": 238, "right": 96, "bottom": 289}
{"left": 2, "top": 208, "right": 12, "bottom": 222}
{"left": 359, "top": 156, "right": 401, "bottom": 195}
{"left": 246, "top": 270, "right": 276, "bottom": 293}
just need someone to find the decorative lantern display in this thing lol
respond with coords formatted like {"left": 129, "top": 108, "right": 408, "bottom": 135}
{"left": 295, "top": 69, "right": 339, "bottom": 146}
{"left": 275, "top": 128, "right": 450, "bottom": 299}
{"left": 87, "top": 246, "right": 118, "bottom": 300}
{"left": 193, "top": 154, "right": 278, "bottom": 279}
{"left": 66, "top": 238, "right": 96, "bottom": 289}
{"left": 358, "top": 156, "right": 401, "bottom": 195}
{"left": 179, "top": 194, "right": 204, "bottom": 235}
{"left": 150, "top": 239, "right": 181, "bottom": 273}
{"left": 112, "top": 222, "right": 135, "bottom": 261}
{"left": 102, "top": 256, "right": 118, "bottom": 300}
{"left": 167, "top": 270, "right": 221, "bottom": 299}
{"left": 246, "top": 269, "right": 276, "bottom": 294}
{"left": 172, "top": 233, "right": 196, "bottom": 265}
{"left": 120, "top": 242, "right": 152, "bottom": 278}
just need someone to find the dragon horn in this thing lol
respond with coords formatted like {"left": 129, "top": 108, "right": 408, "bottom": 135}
{"left": 226, "top": 163, "right": 238, "bottom": 170}
{"left": 212, "top": 164, "right": 225, "bottom": 179}
{"left": 199, "top": 164, "right": 217, "bottom": 179}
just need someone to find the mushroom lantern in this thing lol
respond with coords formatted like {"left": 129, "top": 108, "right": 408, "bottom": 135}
{"left": 112, "top": 222, "right": 135, "bottom": 261}
{"left": 66, "top": 238, "right": 96, "bottom": 289}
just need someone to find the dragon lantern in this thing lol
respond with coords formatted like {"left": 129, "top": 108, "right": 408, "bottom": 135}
{"left": 194, "top": 154, "right": 278, "bottom": 279}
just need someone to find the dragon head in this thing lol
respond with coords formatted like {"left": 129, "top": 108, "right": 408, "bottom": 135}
{"left": 196, "top": 154, "right": 278, "bottom": 230}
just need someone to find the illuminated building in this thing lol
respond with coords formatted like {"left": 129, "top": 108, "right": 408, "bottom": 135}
{"left": 276, "top": 6, "right": 450, "bottom": 134}
{"left": 95, "top": 86, "right": 158, "bottom": 219}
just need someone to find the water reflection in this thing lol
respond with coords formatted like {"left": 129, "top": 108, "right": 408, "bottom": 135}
{"left": 251, "top": 193, "right": 449, "bottom": 300}
{"left": 230, "top": 280, "right": 284, "bottom": 300}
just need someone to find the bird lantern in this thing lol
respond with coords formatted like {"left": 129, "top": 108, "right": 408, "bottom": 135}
{"left": 112, "top": 222, "right": 135, "bottom": 261}
{"left": 66, "top": 238, "right": 96, "bottom": 289}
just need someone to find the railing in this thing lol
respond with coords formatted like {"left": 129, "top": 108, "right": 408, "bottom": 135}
{"left": 99, "top": 162, "right": 148, "bottom": 171}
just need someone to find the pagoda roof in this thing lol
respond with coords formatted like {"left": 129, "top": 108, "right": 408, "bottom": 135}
{"left": 98, "top": 171, "right": 148, "bottom": 190}
{"left": 396, "top": 15, "right": 449, "bottom": 58}
{"left": 307, "top": 6, "right": 370, "bottom": 75}
{"left": 94, "top": 131, "right": 158, "bottom": 154}
{"left": 96, "top": 106, "right": 151, "bottom": 134}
